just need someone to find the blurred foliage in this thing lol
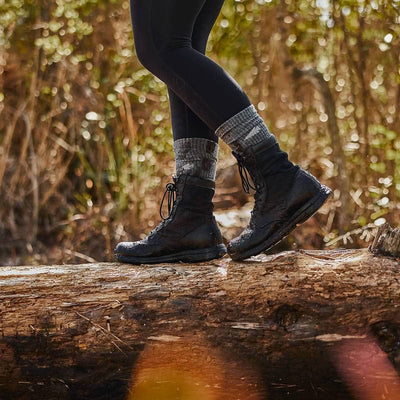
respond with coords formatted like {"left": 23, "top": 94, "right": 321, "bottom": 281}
{"left": 0, "top": 0, "right": 399, "bottom": 265}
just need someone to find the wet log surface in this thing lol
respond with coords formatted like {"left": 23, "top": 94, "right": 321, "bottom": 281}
{"left": 1, "top": 249, "right": 400, "bottom": 399}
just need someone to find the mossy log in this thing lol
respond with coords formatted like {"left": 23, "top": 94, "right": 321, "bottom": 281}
{"left": 1, "top": 249, "right": 400, "bottom": 400}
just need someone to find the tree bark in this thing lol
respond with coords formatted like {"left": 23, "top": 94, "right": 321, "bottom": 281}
{"left": 1, "top": 249, "right": 400, "bottom": 399}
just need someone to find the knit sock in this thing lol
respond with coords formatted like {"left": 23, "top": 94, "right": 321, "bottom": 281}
{"left": 215, "top": 104, "right": 294, "bottom": 175}
{"left": 174, "top": 138, "right": 218, "bottom": 181}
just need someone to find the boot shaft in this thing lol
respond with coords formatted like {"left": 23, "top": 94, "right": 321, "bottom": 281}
{"left": 173, "top": 174, "right": 215, "bottom": 215}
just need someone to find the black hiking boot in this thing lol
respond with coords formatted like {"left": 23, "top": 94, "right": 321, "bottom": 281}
{"left": 114, "top": 174, "right": 226, "bottom": 264}
{"left": 228, "top": 141, "right": 332, "bottom": 261}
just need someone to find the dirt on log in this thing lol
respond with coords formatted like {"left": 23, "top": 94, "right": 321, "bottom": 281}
{"left": 1, "top": 249, "right": 400, "bottom": 400}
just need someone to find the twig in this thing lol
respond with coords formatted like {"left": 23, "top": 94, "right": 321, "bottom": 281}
{"left": 0, "top": 103, "right": 27, "bottom": 190}
{"left": 64, "top": 249, "right": 97, "bottom": 263}
{"left": 75, "top": 312, "right": 133, "bottom": 352}
{"left": 325, "top": 223, "right": 376, "bottom": 247}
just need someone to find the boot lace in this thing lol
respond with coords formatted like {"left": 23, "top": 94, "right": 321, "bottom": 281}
{"left": 233, "top": 151, "right": 256, "bottom": 194}
{"left": 147, "top": 181, "right": 177, "bottom": 237}
{"left": 233, "top": 152, "right": 265, "bottom": 226}
{"left": 159, "top": 182, "right": 177, "bottom": 220}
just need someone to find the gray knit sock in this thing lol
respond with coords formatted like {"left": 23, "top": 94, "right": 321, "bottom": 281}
{"left": 215, "top": 104, "right": 277, "bottom": 153}
{"left": 174, "top": 138, "right": 218, "bottom": 181}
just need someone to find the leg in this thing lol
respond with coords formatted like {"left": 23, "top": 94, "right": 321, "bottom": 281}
{"left": 116, "top": 0, "right": 230, "bottom": 264}
{"left": 169, "top": 0, "right": 224, "bottom": 182}
{"left": 168, "top": 0, "right": 224, "bottom": 143}
{"left": 126, "top": 0, "right": 332, "bottom": 262}
{"left": 129, "top": 0, "right": 289, "bottom": 181}
{"left": 130, "top": 0, "right": 251, "bottom": 131}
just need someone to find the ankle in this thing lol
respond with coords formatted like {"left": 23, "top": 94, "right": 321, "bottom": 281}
{"left": 215, "top": 104, "right": 277, "bottom": 154}
{"left": 174, "top": 138, "right": 218, "bottom": 181}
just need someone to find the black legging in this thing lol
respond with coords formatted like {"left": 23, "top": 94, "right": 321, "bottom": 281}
{"left": 130, "top": 0, "right": 251, "bottom": 142}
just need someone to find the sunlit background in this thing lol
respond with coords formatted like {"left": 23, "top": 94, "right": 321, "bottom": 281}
{"left": 0, "top": 0, "right": 399, "bottom": 265}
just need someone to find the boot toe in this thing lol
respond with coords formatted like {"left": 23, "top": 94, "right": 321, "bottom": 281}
{"left": 114, "top": 241, "right": 140, "bottom": 256}
{"left": 228, "top": 223, "right": 276, "bottom": 260}
{"left": 115, "top": 240, "right": 161, "bottom": 258}
{"left": 114, "top": 241, "right": 130, "bottom": 255}
{"left": 114, "top": 240, "right": 154, "bottom": 257}
{"left": 228, "top": 168, "right": 332, "bottom": 261}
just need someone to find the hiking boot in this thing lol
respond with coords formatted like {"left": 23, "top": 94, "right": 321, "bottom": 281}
{"left": 228, "top": 142, "right": 332, "bottom": 261}
{"left": 114, "top": 174, "right": 226, "bottom": 264}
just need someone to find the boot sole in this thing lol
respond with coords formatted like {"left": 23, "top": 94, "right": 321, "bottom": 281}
{"left": 115, "top": 243, "right": 227, "bottom": 265}
{"left": 229, "top": 185, "right": 332, "bottom": 261}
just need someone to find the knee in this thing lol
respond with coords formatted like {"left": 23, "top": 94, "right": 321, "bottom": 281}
{"left": 134, "top": 31, "right": 190, "bottom": 75}
{"left": 134, "top": 37, "right": 162, "bottom": 74}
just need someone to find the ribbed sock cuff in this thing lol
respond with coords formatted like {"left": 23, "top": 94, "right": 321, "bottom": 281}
{"left": 215, "top": 105, "right": 277, "bottom": 153}
{"left": 174, "top": 138, "right": 218, "bottom": 181}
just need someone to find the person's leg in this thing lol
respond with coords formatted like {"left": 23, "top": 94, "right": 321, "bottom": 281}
{"left": 115, "top": 0, "right": 229, "bottom": 264}
{"left": 130, "top": 0, "right": 251, "bottom": 131}
{"left": 125, "top": 0, "right": 331, "bottom": 262}
{"left": 169, "top": 0, "right": 223, "bottom": 143}
{"left": 129, "top": 0, "right": 290, "bottom": 177}
{"left": 170, "top": 0, "right": 224, "bottom": 182}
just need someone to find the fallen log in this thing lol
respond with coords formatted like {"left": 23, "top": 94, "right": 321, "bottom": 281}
{"left": 1, "top": 249, "right": 400, "bottom": 400}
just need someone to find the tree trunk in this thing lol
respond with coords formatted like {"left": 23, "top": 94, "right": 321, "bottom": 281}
{"left": 1, "top": 249, "right": 400, "bottom": 400}
{"left": 292, "top": 67, "right": 352, "bottom": 232}
{"left": 275, "top": 1, "right": 352, "bottom": 233}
